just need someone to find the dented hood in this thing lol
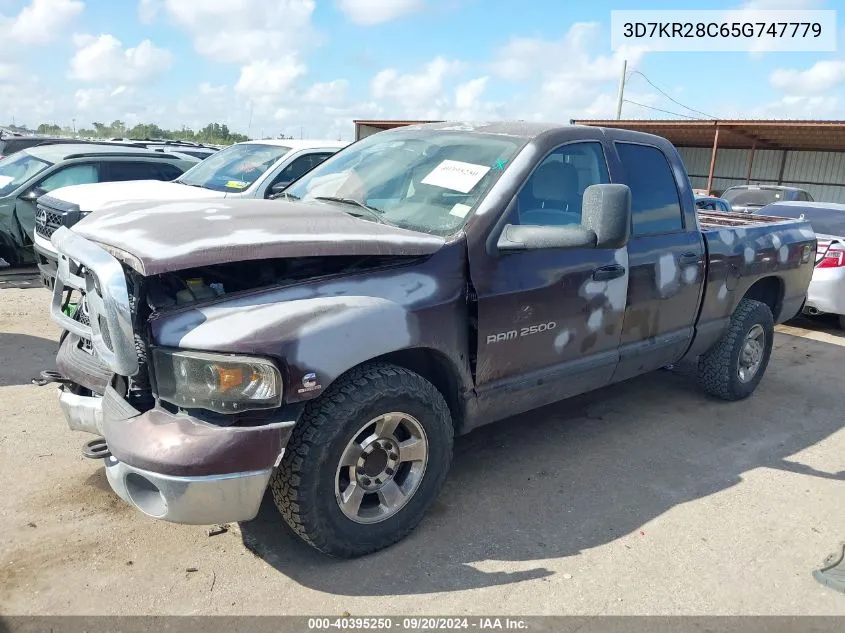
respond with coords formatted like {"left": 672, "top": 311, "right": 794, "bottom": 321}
{"left": 70, "top": 198, "right": 446, "bottom": 276}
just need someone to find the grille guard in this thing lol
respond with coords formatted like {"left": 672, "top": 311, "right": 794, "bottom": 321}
{"left": 50, "top": 227, "right": 139, "bottom": 376}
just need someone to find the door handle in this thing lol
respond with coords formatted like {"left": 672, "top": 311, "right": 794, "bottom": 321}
{"left": 679, "top": 251, "right": 700, "bottom": 264}
{"left": 592, "top": 264, "right": 626, "bottom": 281}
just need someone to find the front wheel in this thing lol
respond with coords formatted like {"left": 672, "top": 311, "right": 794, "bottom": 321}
{"left": 270, "top": 363, "right": 453, "bottom": 558}
{"left": 697, "top": 298, "right": 774, "bottom": 401}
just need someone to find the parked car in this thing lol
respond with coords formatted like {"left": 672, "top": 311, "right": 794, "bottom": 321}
{"left": 695, "top": 196, "right": 733, "bottom": 213}
{"left": 721, "top": 185, "right": 813, "bottom": 214}
{"left": 33, "top": 139, "right": 348, "bottom": 286}
{"left": 753, "top": 201, "right": 845, "bottom": 329}
{"left": 47, "top": 122, "right": 814, "bottom": 558}
{"left": 0, "top": 134, "right": 92, "bottom": 160}
{"left": 0, "top": 144, "right": 197, "bottom": 267}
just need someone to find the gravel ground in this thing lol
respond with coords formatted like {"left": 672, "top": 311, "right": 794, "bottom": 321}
{"left": 1, "top": 286, "right": 843, "bottom": 615}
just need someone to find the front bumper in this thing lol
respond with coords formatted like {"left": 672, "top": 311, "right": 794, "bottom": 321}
{"left": 33, "top": 234, "right": 58, "bottom": 289}
{"left": 805, "top": 267, "right": 845, "bottom": 316}
{"left": 104, "top": 457, "right": 272, "bottom": 525}
{"left": 57, "top": 384, "right": 294, "bottom": 525}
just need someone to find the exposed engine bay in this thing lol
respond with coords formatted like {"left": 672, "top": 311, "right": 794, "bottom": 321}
{"left": 144, "top": 254, "right": 423, "bottom": 310}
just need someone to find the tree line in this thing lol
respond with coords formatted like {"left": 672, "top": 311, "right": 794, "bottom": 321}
{"left": 33, "top": 120, "right": 250, "bottom": 145}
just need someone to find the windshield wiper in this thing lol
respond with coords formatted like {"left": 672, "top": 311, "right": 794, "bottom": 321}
{"left": 313, "top": 196, "right": 387, "bottom": 224}
{"left": 175, "top": 180, "right": 208, "bottom": 189}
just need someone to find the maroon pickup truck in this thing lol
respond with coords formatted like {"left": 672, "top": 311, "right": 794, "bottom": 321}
{"left": 47, "top": 122, "right": 815, "bottom": 557}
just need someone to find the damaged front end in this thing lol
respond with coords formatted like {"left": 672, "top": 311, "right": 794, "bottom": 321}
{"left": 48, "top": 227, "right": 295, "bottom": 525}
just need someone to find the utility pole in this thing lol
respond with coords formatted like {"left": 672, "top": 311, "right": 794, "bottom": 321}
{"left": 247, "top": 101, "right": 254, "bottom": 139}
{"left": 300, "top": 125, "right": 303, "bottom": 140}
{"left": 72, "top": 118, "right": 76, "bottom": 135}
{"left": 615, "top": 59, "right": 627, "bottom": 120}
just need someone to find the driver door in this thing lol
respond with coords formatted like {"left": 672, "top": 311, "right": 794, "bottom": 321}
{"left": 470, "top": 141, "right": 629, "bottom": 420}
{"left": 17, "top": 162, "right": 100, "bottom": 252}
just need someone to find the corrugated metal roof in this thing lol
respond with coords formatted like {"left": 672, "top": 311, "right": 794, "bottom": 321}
{"left": 572, "top": 119, "right": 845, "bottom": 151}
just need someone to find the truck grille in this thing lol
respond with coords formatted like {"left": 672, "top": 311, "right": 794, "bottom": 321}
{"left": 35, "top": 204, "right": 64, "bottom": 239}
{"left": 50, "top": 227, "right": 139, "bottom": 377}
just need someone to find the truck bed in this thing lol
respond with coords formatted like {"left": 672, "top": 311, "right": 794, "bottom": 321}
{"left": 688, "top": 209, "right": 816, "bottom": 359}
{"left": 697, "top": 210, "right": 799, "bottom": 229}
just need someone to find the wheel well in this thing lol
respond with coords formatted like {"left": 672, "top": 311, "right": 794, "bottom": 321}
{"left": 742, "top": 276, "right": 784, "bottom": 320}
{"left": 370, "top": 348, "right": 465, "bottom": 434}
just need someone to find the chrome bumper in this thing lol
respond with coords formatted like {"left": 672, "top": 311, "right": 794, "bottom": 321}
{"left": 57, "top": 386, "right": 275, "bottom": 524}
{"left": 58, "top": 387, "right": 104, "bottom": 435}
{"left": 104, "top": 457, "right": 271, "bottom": 525}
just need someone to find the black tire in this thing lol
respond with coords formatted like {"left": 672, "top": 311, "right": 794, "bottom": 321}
{"left": 270, "top": 363, "right": 453, "bottom": 558}
{"left": 697, "top": 298, "right": 774, "bottom": 401}
{"left": 838, "top": 315, "right": 845, "bottom": 331}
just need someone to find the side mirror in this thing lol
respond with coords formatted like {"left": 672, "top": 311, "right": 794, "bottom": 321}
{"left": 497, "top": 224, "right": 597, "bottom": 252}
{"left": 21, "top": 186, "right": 46, "bottom": 202}
{"left": 496, "top": 183, "right": 631, "bottom": 252}
{"left": 580, "top": 183, "right": 631, "bottom": 249}
{"left": 272, "top": 182, "right": 291, "bottom": 194}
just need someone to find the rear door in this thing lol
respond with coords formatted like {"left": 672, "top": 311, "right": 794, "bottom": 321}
{"left": 470, "top": 141, "right": 629, "bottom": 418}
{"left": 610, "top": 141, "right": 705, "bottom": 382}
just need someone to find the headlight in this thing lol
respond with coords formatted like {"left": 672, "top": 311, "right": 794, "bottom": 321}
{"left": 151, "top": 348, "right": 283, "bottom": 414}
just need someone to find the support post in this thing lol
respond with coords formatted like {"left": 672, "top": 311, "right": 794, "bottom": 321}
{"left": 745, "top": 140, "right": 757, "bottom": 184}
{"left": 706, "top": 125, "right": 720, "bottom": 195}
{"left": 615, "top": 59, "right": 627, "bottom": 120}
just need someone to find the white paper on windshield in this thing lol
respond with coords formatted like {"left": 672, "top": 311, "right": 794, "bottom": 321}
{"left": 421, "top": 160, "right": 491, "bottom": 194}
{"left": 449, "top": 203, "right": 472, "bottom": 218}
{"left": 0, "top": 176, "right": 13, "bottom": 188}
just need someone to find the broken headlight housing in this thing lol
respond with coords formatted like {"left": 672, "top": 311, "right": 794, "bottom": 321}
{"left": 151, "top": 348, "right": 283, "bottom": 414}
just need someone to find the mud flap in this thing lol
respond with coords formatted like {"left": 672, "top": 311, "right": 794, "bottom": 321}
{"left": 813, "top": 542, "right": 845, "bottom": 594}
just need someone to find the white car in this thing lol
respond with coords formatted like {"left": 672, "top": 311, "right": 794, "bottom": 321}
{"left": 33, "top": 139, "right": 349, "bottom": 287}
{"left": 761, "top": 201, "right": 845, "bottom": 329}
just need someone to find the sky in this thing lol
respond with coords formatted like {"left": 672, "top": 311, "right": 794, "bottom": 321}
{"left": 0, "top": 0, "right": 843, "bottom": 140}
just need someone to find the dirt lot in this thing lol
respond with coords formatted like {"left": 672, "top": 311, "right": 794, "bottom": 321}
{"left": 1, "top": 284, "right": 843, "bottom": 615}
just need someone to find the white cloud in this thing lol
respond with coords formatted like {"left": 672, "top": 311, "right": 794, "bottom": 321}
{"left": 335, "top": 0, "right": 422, "bottom": 25}
{"left": 4, "top": 0, "right": 83, "bottom": 45}
{"left": 234, "top": 57, "right": 307, "bottom": 96}
{"left": 454, "top": 77, "right": 488, "bottom": 110}
{"left": 493, "top": 23, "right": 642, "bottom": 84}
{"left": 751, "top": 94, "right": 839, "bottom": 118}
{"left": 303, "top": 79, "right": 349, "bottom": 104}
{"left": 770, "top": 60, "right": 845, "bottom": 94}
{"left": 489, "top": 23, "right": 646, "bottom": 120}
{"left": 138, "top": 0, "right": 161, "bottom": 23}
{"left": 69, "top": 34, "right": 172, "bottom": 84}
{"left": 737, "top": 0, "right": 823, "bottom": 9}
{"left": 160, "top": 0, "right": 317, "bottom": 63}
{"left": 371, "top": 56, "right": 463, "bottom": 112}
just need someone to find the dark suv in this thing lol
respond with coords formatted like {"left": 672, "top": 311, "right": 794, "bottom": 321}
{"left": 0, "top": 134, "right": 91, "bottom": 160}
{"left": 0, "top": 143, "right": 198, "bottom": 266}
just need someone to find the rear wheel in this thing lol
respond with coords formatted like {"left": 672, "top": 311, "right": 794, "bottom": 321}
{"left": 697, "top": 298, "right": 774, "bottom": 401}
{"left": 270, "top": 363, "right": 453, "bottom": 558}
{"left": 838, "top": 315, "right": 845, "bottom": 331}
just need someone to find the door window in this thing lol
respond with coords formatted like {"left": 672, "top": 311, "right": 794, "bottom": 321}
{"left": 106, "top": 161, "right": 171, "bottom": 182}
{"left": 512, "top": 142, "right": 609, "bottom": 227}
{"left": 37, "top": 163, "right": 99, "bottom": 192}
{"left": 616, "top": 143, "right": 684, "bottom": 235}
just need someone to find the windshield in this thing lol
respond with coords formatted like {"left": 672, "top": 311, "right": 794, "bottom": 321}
{"left": 283, "top": 129, "right": 526, "bottom": 236}
{"left": 0, "top": 151, "right": 51, "bottom": 196}
{"left": 722, "top": 187, "right": 785, "bottom": 207}
{"left": 176, "top": 143, "right": 291, "bottom": 192}
{"left": 763, "top": 206, "right": 845, "bottom": 236}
